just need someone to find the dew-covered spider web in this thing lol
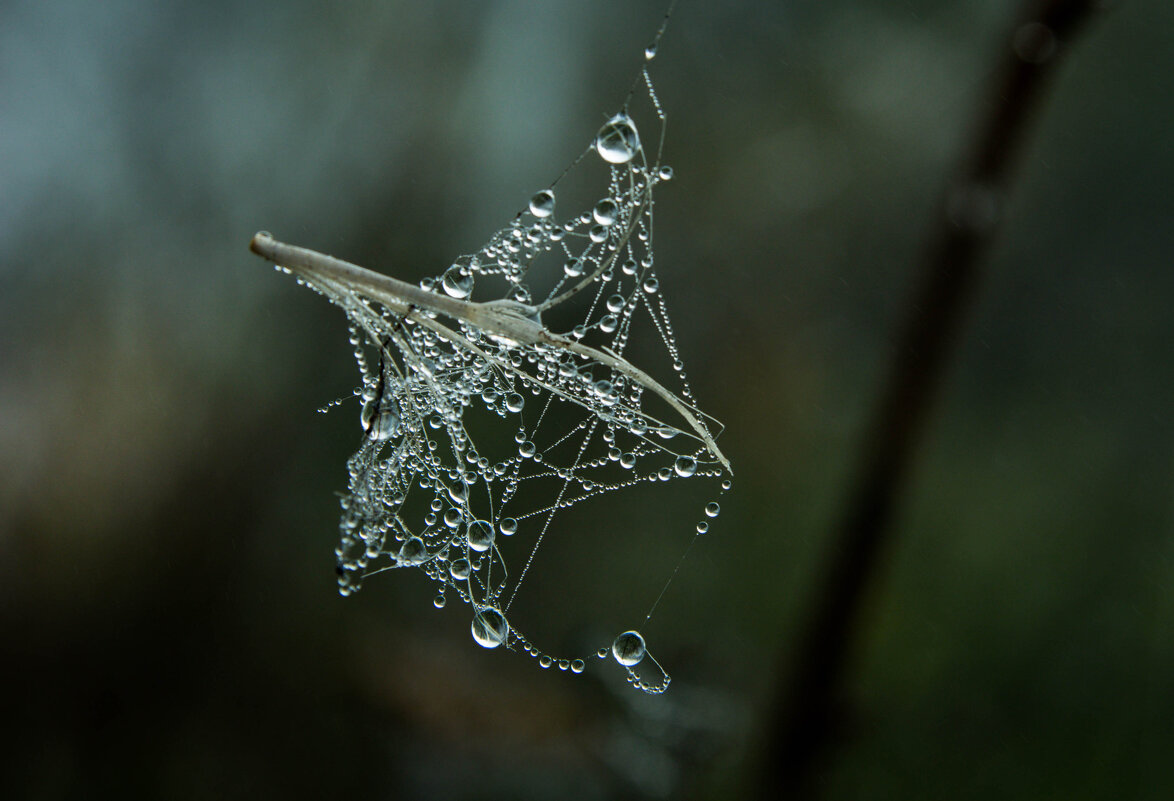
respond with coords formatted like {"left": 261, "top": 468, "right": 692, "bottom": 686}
{"left": 260, "top": 9, "right": 730, "bottom": 694}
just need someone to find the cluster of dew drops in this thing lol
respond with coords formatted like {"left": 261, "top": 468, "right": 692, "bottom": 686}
{"left": 318, "top": 63, "right": 730, "bottom": 694}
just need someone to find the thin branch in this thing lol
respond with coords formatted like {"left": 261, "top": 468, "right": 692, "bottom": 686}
{"left": 755, "top": 1, "right": 1101, "bottom": 797}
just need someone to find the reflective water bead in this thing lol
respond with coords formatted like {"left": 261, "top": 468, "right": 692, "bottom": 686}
{"left": 441, "top": 265, "right": 474, "bottom": 299}
{"left": 433, "top": 593, "right": 446, "bottom": 609}
{"left": 539, "top": 655, "right": 553, "bottom": 669}
{"left": 467, "top": 519, "right": 494, "bottom": 552}
{"left": 471, "top": 608, "right": 509, "bottom": 649}
{"left": 658, "top": 165, "right": 674, "bottom": 181}
{"left": 557, "top": 659, "right": 570, "bottom": 671}
{"left": 705, "top": 502, "right": 721, "bottom": 518}
{"left": 599, "top": 314, "right": 618, "bottom": 334}
{"left": 606, "top": 294, "right": 625, "bottom": 313}
{"left": 595, "top": 113, "right": 640, "bottom": 164}
{"left": 529, "top": 189, "right": 555, "bottom": 218}
{"left": 644, "top": 43, "right": 658, "bottom": 61}
{"left": 571, "top": 659, "right": 586, "bottom": 674}
{"left": 450, "top": 558, "right": 471, "bottom": 579}
{"left": 499, "top": 518, "right": 518, "bottom": 536}
{"left": 722, "top": 479, "right": 733, "bottom": 491}
{"left": 597, "top": 648, "right": 609, "bottom": 659}
{"left": 443, "top": 507, "right": 463, "bottom": 528}
{"left": 612, "top": 631, "right": 646, "bottom": 666}
{"left": 622, "top": 258, "right": 638, "bottom": 275}
{"left": 642, "top": 277, "right": 659, "bottom": 294}
{"left": 398, "top": 537, "right": 427, "bottom": 564}
{"left": 593, "top": 199, "right": 619, "bottom": 226}
{"left": 674, "top": 456, "right": 697, "bottom": 478}
{"left": 696, "top": 521, "right": 709, "bottom": 534}
{"left": 564, "top": 258, "right": 585, "bottom": 277}
{"left": 620, "top": 453, "right": 637, "bottom": 469}
{"left": 505, "top": 393, "right": 525, "bottom": 413}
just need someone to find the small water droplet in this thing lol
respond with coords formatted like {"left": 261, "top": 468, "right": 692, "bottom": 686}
{"left": 500, "top": 518, "right": 518, "bottom": 536}
{"left": 433, "top": 593, "right": 446, "bottom": 609}
{"left": 674, "top": 456, "right": 697, "bottom": 477}
{"left": 471, "top": 607, "right": 509, "bottom": 648}
{"left": 450, "top": 558, "right": 471, "bottom": 579}
{"left": 571, "top": 659, "right": 585, "bottom": 674}
{"left": 658, "top": 165, "right": 674, "bottom": 181}
{"left": 599, "top": 314, "right": 618, "bottom": 334}
{"left": 705, "top": 502, "right": 721, "bottom": 518}
{"left": 644, "top": 43, "right": 658, "bottom": 61}
{"left": 539, "top": 655, "right": 553, "bottom": 668}
{"left": 564, "top": 258, "right": 585, "bottom": 277}
{"left": 505, "top": 393, "right": 525, "bottom": 413}
{"left": 595, "top": 113, "right": 640, "bottom": 164}
{"left": 696, "top": 521, "right": 709, "bottom": 534}
{"left": 612, "top": 630, "right": 646, "bottom": 666}
{"left": 606, "top": 294, "right": 625, "bottom": 313}
{"left": 529, "top": 189, "right": 556, "bottom": 218}
{"left": 642, "top": 277, "right": 659, "bottom": 294}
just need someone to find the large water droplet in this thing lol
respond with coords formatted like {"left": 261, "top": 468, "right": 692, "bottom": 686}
{"left": 612, "top": 630, "right": 646, "bottom": 666}
{"left": 529, "top": 189, "right": 556, "bottom": 218}
{"left": 450, "top": 558, "right": 471, "bottom": 579}
{"left": 467, "top": 519, "right": 494, "bottom": 552}
{"left": 505, "top": 393, "right": 525, "bottom": 413}
{"left": 596, "top": 113, "right": 640, "bottom": 164}
{"left": 398, "top": 537, "right": 427, "bottom": 564}
{"left": 705, "top": 502, "right": 721, "bottom": 518}
{"left": 500, "top": 518, "right": 518, "bottom": 536}
{"left": 442, "top": 265, "right": 474, "bottom": 299}
{"left": 674, "top": 456, "right": 697, "bottom": 478}
{"left": 593, "top": 199, "right": 619, "bottom": 226}
{"left": 367, "top": 408, "right": 400, "bottom": 442}
{"left": 471, "top": 607, "right": 509, "bottom": 648}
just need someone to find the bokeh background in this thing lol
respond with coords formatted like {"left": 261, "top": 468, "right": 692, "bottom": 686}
{"left": 2, "top": 0, "right": 1172, "bottom": 798}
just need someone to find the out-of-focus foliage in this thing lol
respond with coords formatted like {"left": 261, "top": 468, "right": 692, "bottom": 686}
{"left": 1, "top": 1, "right": 1171, "bottom": 799}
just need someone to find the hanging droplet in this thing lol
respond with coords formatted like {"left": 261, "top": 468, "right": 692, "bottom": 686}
{"left": 658, "top": 165, "right": 674, "bottom": 181}
{"left": 398, "top": 537, "right": 427, "bottom": 564}
{"left": 696, "top": 521, "right": 709, "bottom": 534}
{"left": 674, "top": 456, "right": 697, "bottom": 478}
{"left": 471, "top": 607, "right": 509, "bottom": 649}
{"left": 599, "top": 314, "right": 618, "bottom": 334}
{"left": 433, "top": 593, "right": 446, "bottom": 609}
{"left": 450, "top": 558, "right": 471, "bottom": 579}
{"left": 642, "top": 277, "right": 659, "bottom": 294}
{"left": 529, "top": 189, "right": 556, "bottom": 218}
{"left": 570, "top": 659, "right": 586, "bottom": 674}
{"left": 564, "top": 258, "right": 585, "bottom": 277}
{"left": 705, "top": 502, "right": 721, "bottom": 518}
{"left": 467, "top": 519, "right": 494, "bottom": 552}
{"left": 505, "top": 393, "right": 525, "bottom": 413}
{"left": 367, "top": 408, "right": 400, "bottom": 442}
{"left": 593, "top": 199, "right": 619, "bottom": 226}
{"left": 595, "top": 113, "right": 640, "bottom": 164}
{"left": 644, "top": 43, "right": 658, "bottom": 61}
{"left": 612, "top": 630, "right": 646, "bottom": 666}
{"left": 442, "top": 265, "right": 474, "bottom": 299}
{"left": 606, "top": 294, "right": 625, "bottom": 313}
{"left": 500, "top": 518, "right": 518, "bottom": 536}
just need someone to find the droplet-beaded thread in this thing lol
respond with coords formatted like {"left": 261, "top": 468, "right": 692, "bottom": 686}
{"left": 268, "top": 21, "right": 729, "bottom": 695}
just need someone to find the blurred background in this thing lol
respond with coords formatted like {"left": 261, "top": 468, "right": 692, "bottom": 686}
{"left": 2, "top": 0, "right": 1172, "bottom": 798}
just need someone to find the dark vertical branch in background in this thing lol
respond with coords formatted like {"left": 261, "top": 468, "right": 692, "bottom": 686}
{"left": 756, "top": 1, "right": 1100, "bottom": 797}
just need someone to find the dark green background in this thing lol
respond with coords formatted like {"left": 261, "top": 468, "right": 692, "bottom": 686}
{"left": 2, "top": 1, "right": 1170, "bottom": 798}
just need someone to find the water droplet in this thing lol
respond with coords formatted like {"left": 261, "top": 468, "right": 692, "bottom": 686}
{"left": 595, "top": 113, "right": 640, "bottom": 164}
{"left": 500, "top": 518, "right": 518, "bottom": 536}
{"left": 589, "top": 225, "right": 608, "bottom": 243}
{"left": 606, "top": 294, "right": 625, "bottom": 313}
{"left": 696, "top": 521, "right": 709, "bottom": 534}
{"left": 644, "top": 43, "right": 658, "bottom": 61}
{"left": 557, "top": 659, "right": 570, "bottom": 671}
{"left": 722, "top": 479, "right": 733, "bottom": 491}
{"left": 450, "top": 558, "right": 471, "bottom": 579}
{"left": 471, "top": 607, "right": 509, "bottom": 648}
{"left": 593, "top": 199, "right": 619, "bottom": 226}
{"left": 642, "top": 277, "right": 659, "bottom": 294}
{"left": 467, "top": 519, "right": 494, "bottom": 552}
{"left": 444, "top": 507, "right": 463, "bottom": 528}
{"left": 571, "top": 659, "right": 586, "bottom": 674}
{"left": 599, "top": 314, "right": 618, "bottom": 334}
{"left": 518, "top": 440, "right": 536, "bottom": 458}
{"left": 705, "top": 502, "right": 721, "bottom": 518}
{"left": 398, "top": 537, "right": 427, "bottom": 564}
{"left": 597, "top": 648, "right": 609, "bottom": 659}
{"left": 529, "top": 189, "right": 556, "bottom": 218}
{"left": 612, "top": 630, "right": 646, "bottom": 666}
{"left": 620, "top": 453, "right": 637, "bottom": 469}
{"left": 505, "top": 393, "right": 525, "bottom": 413}
{"left": 674, "top": 456, "right": 697, "bottom": 477}
{"left": 539, "top": 655, "right": 553, "bottom": 668}
{"left": 433, "top": 593, "right": 446, "bottom": 609}
{"left": 564, "top": 258, "right": 585, "bottom": 277}
{"left": 442, "top": 265, "right": 474, "bottom": 299}
{"left": 367, "top": 408, "right": 399, "bottom": 441}
{"left": 658, "top": 165, "right": 674, "bottom": 181}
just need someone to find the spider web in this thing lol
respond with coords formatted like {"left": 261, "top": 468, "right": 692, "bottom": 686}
{"left": 278, "top": 24, "right": 730, "bottom": 694}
